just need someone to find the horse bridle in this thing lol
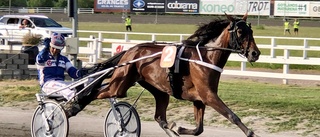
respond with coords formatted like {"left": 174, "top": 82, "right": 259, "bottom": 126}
{"left": 228, "top": 19, "right": 252, "bottom": 57}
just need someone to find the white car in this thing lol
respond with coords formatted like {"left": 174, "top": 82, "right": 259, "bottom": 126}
{"left": 0, "top": 14, "right": 73, "bottom": 44}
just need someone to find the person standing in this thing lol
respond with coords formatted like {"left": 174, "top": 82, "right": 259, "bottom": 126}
{"left": 125, "top": 16, "right": 132, "bottom": 31}
{"left": 284, "top": 19, "right": 291, "bottom": 35}
{"left": 293, "top": 19, "right": 300, "bottom": 35}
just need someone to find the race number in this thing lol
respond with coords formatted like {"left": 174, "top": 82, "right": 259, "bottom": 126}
{"left": 160, "top": 46, "right": 177, "bottom": 68}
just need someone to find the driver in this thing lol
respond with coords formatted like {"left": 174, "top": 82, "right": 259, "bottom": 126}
{"left": 36, "top": 33, "right": 87, "bottom": 101}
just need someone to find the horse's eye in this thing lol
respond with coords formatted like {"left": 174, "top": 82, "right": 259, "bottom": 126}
{"left": 237, "top": 29, "right": 243, "bottom": 35}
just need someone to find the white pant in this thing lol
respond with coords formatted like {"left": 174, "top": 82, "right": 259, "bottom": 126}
{"left": 42, "top": 80, "right": 76, "bottom": 101}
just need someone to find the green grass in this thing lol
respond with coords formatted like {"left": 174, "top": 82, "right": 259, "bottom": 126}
{"left": 2, "top": 80, "right": 319, "bottom": 135}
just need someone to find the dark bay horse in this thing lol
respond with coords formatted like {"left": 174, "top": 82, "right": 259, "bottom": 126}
{"left": 82, "top": 13, "right": 260, "bottom": 137}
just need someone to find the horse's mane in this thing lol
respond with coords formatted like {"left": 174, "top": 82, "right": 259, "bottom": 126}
{"left": 182, "top": 18, "right": 231, "bottom": 46}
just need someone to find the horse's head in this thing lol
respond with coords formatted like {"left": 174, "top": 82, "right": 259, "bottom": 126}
{"left": 225, "top": 13, "right": 260, "bottom": 62}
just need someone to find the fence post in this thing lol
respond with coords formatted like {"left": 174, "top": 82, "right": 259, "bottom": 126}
{"left": 4, "top": 29, "right": 8, "bottom": 46}
{"left": 93, "top": 37, "right": 98, "bottom": 63}
{"left": 87, "top": 41, "right": 92, "bottom": 62}
{"left": 283, "top": 49, "right": 289, "bottom": 84}
{"left": 271, "top": 37, "right": 276, "bottom": 58}
{"left": 179, "top": 35, "right": 184, "bottom": 42}
{"left": 125, "top": 33, "right": 129, "bottom": 42}
{"left": 151, "top": 34, "right": 156, "bottom": 41}
{"left": 98, "top": 32, "right": 102, "bottom": 58}
{"left": 89, "top": 35, "right": 95, "bottom": 62}
{"left": 303, "top": 39, "right": 308, "bottom": 59}
{"left": 241, "top": 61, "right": 246, "bottom": 71}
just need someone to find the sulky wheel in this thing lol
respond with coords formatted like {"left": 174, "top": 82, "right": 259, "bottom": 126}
{"left": 104, "top": 101, "right": 141, "bottom": 137}
{"left": 31, "top": 100, "right": 69, "bottom": 137}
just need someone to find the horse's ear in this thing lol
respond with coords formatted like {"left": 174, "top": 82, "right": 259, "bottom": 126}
{"left": 242, "top": 12, "right": 248, "bottom": 21}
{"left": 224, "top": 12, "right": 234, "bottom": 22}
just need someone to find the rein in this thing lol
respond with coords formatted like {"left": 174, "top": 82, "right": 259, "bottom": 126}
{"left": 177, "top": 19, "right": 253, "bottom": 73}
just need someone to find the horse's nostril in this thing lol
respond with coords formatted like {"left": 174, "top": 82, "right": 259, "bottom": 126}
{"left": 251, "top": 51, "right": 259, "bottom": 57}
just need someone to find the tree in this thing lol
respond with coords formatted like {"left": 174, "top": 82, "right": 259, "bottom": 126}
{"left": 78, "top": 0, "right": 94, "bottom": 8}
{"left": 0, "top": 0, "right": 27, "bottom": 7}
{"left": 54, "top": 0, "right": 67, "bottom": 7}
{"left": 27, "top": 0, "right": 53, "bottom": 7}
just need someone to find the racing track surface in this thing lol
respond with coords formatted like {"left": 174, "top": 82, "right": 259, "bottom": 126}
{"left": 0, "top": 107, "right": 303, "bottom": 137}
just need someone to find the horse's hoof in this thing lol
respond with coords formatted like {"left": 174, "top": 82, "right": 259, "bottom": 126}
{"left": 163, "top": 128, "right": 180, "bottom": 137}
{"left": 177, "top": 126, "right": 187, "bottom": 134}
{"left": 159, "top": 121, "right": 168, "bottom": 128}
{"left": 247, "top": 130, "right": 259, "bottom": 137}
{"left": 249, "top": 134, "right": 260, "bottom": 137}
{"left": 252, "top": 134, "right": 260, "bottom": 137}
{"left": 168, "top": 122, "right": 176, "bottom": 130}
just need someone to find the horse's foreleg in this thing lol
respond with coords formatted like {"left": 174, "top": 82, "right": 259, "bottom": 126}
{"left": 208, "top": 95, "right": 258, "bottom": 137}
{"left": 177, "top": 101, "right": 205, "bottom": 136}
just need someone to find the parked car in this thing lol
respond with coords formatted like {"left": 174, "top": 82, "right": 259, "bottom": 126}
{"left": 0, "top": 14, "right": 73, "bottom": 44}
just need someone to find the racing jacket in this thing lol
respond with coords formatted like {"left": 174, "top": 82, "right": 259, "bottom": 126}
{"left": 36, "top": 48, "right": 81, "bottom": 87}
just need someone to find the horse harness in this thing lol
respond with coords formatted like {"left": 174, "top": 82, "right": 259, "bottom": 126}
{"left": 165, "top": 19, "right": 253, "bottom": 99}
{"left": 228, "top": 19, "right": 252, "bottom": 57}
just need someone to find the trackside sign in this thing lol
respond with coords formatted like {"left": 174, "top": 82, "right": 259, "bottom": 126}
{"left": 94, "top": 0, "right": 130, "bottom": 12}
{"left": 165, "top": 0, "right": 199, "bottom": 14}
{"left": 199, "top": 0, "right": 270, "bottom": 16}
{"left": 111, "top": 43, "right": 136, "bottom": 56}
{"left": 274, "top": 1, "right": 309, "bottom": 16}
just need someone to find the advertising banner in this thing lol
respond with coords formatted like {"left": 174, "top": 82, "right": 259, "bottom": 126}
{"left": 111, "top": 43, "right": 136, "bottom": 56}
{"left": 165, "top": 0, "right": 199, "bottom": 14}
{"left": 309, "top": 2, "right": 320, "bottom": 17}
{"left": 94, "top": 0, "right": 130, "bottom": 12}
{"left": 131, "top": 0, "right": 165, "bottom": 13}
{"left": 199, "top": 0, "right": 270, "bottom": 16}
{"left": 274, "top": 1, "right": 309, "bottom": 17}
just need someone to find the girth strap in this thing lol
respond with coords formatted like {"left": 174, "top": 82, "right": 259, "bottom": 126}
{"left": 168, "top": 45, "right": 186, "bottom": 99}
{"left": 174, "top": 46, "right": 186, "bottom": 73}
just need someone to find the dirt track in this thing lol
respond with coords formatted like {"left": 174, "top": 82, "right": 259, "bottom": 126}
{"left": 0, "top": 76, "right": 319, "bottom": 137}
{"left": 0, "top": 106, "right": 306, "bottom": 137}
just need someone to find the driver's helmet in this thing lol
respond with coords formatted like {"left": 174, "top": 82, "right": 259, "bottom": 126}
{"left": 50, "top": 33, "right": 65, "bottom": 50}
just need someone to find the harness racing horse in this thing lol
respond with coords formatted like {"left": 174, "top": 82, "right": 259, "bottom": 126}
{"left": 87, "top": 13, "right": 260, "bottom": 137}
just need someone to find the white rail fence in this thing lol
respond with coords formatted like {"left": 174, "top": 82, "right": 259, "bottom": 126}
{"left": 1, "top": 31, "right": 320, "bottom": 84}
{"left": 0, "top": 7, "right": 94, "bottom": 14}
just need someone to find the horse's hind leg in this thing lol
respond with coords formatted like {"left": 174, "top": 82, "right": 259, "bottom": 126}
{"left": 138, "top": 81, "right": 179, "bottom": 137}
{"left": 96, "top": 64, "right": 137, "bottom": 99}
{"left": 208, "top": 95, "right": 258, "bottom": 137}
{"left": 178, "top": 101, "right": 205, "bottom": 136}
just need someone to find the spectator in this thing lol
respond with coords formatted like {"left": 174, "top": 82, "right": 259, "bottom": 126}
{"left": 293, "top": 19, "right": 300, "bottom": 36}
{"left": 19, "top": 19, "right": 31, "bottom": 29}
{"left": 284, "top": 19, "right": 291, "bottom": 35}
{"left": 125, "top": 15, "right": 132, "bottom": 31}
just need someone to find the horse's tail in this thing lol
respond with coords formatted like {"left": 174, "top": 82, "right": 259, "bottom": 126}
{"left": 100, "top": 51, "right": 127, "bottom": 78}
{"left": 68, "top": 51, "right": 127, "bottom": 116}
{"left": 103, "top": 51, "right": 127, "bottom": 68}
{"left": 85, "top": 51, "right": 126, "bottom": 78}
